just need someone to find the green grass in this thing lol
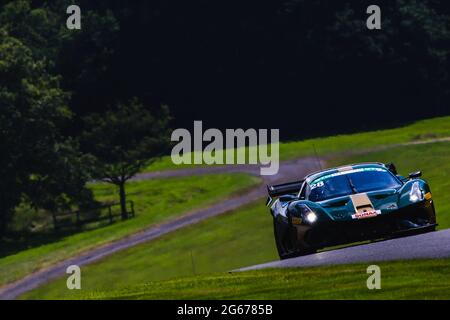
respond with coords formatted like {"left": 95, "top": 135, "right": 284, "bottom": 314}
{"left": 22, "top": 258, "right": 450, "bottom": 300}
{"left": 0, "top": 173, "right": 260, "bottom": 287}
{"left": 145, "top": 116, "right": 450, "bottom": 171}
{"left": 21, "top": 201, "right": 276, "bottom": 299}
{"left": 22, "top": 140, "right": 450, "bottom": 299}
{"left": 69, "top": 259, "right": 450, "bottom": 300}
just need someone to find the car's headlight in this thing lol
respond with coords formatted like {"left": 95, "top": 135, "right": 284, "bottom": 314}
{"left": 290, "top": 203, "right": 318, "bottom": 224}
{"left": 305, "top": 211, "right": 318, "bottom": 223}
{"left": 409, "top": 181, "right": 424, "bottom": 202}
{"left": 298, "top": 204, "right": 317, "bottom": 224}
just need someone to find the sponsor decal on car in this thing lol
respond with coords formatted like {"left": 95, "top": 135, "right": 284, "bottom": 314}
{"left": 351, "top": 210, "right": 381, "bottom": 220}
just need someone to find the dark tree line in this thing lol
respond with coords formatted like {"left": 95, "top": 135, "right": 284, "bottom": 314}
{"left": 0, "top": 0, "right": 449, "bottom": 235}
{"left": 5, "top": 0, "right": 449, "bottom": 138}
{"left": 41, "top": 0, "right": 449, "bottom": 138}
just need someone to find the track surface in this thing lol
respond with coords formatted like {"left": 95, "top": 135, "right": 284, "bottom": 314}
{"left": 0, "top": 157, "right": 321, "bottom": 300}
{"left": 238, "top": 229, "right": 450, "bottom": 271}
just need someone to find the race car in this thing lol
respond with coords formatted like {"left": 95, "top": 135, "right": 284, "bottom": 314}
{"left": 267, "top": 162, "right": 437, "bottom": 259}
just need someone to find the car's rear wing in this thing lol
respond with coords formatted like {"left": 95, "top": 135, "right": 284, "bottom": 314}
{"left": 266, "top": 180, "right": 304, "bottom": 207}
{"left": 267, "top": 180, "right": 304, "bottom": 198}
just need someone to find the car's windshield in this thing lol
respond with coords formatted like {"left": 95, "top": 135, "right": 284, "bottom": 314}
{"left": 306, "top": 167, "right": 401, "bottom": 202}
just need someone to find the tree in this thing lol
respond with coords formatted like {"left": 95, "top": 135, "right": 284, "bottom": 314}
{"left": 0, "top": 0, "right": 121, "bottom": 121}
{"left": 0, "top": 0, "right": 62, "bottom": 61}
{"left": 0, "top": 29, "right": 92, "bottom": 235}
{"left": 23, "top": 138, "right": 98, "bottom": 215}
{"left": 81, "top": 99, "right": 171, "bottom": 219}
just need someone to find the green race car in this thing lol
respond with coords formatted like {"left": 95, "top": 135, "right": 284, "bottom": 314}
{"left": 267, "top": 162, "right": 437, "bottom": 260}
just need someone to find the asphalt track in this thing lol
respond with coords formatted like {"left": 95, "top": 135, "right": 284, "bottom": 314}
{"left": 238, "top": 229, "right": 450, "bottom": 271}
{"left": 0, "top": 157, "right": 321, "bottom": 300}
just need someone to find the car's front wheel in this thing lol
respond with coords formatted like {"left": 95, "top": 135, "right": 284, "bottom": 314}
{"left": 273, "top": 218, "right": 316, "bottom": 260}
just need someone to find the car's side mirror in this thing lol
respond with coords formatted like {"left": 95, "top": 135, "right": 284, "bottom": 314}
{"left": 408, "top": 171, "right": 422, "bottom": 179}
{"left": 386, "top": 162, "right": 398, "bottom": 175}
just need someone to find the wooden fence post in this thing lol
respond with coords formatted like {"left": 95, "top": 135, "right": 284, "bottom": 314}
{"left": 108, "top": 205, "right": 113, "bottom": 223}
{"left": 130, "top": 201, "right": 135, "bottom": 217}
{"left": 52, "top": 212, "right": 58, "bottom": 232}
{"left": 76, "top": 211, "right": 81, "bottom": 228}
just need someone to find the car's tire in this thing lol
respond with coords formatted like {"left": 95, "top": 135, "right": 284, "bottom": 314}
{"left": 273, "top": 218, "right": 288, "bottom": 259}
{"left": 274, "top": 218, "right": 316, "bottom": 260}
{"left": 290, "top": 245, "right": 317, "bottom": 259}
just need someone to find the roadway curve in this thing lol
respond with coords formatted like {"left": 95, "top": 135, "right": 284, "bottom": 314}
{"left": 0, "top": 157, "right": 321, "bottom": 300}
{"left": 238, "top": 229, "right": 450, "bottom": 271}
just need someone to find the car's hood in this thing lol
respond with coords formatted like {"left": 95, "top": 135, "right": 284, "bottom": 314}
{"left": 315, "top": 188, "right": 401, "bottom": 221}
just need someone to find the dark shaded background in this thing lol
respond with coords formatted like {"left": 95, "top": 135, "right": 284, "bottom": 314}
{"left": 34, "top": 0, "right": 450, "bottom": 139}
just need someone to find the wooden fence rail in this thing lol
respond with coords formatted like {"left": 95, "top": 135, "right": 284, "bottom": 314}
{"left": 51, "top": 200, "right": 135, "bottom": 231}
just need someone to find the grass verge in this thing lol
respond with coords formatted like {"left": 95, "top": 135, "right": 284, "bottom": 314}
{"left": 72, "top": 258, "right": 450, "bottom": 300}
{"left": 145, "top": 116, "right": 450, "bottom": 171}
{"left": 0, "top": 173, "right": 260, "bottom": 287}
{"left": 21, "top": 200, "right": 276, "bottom": 299}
